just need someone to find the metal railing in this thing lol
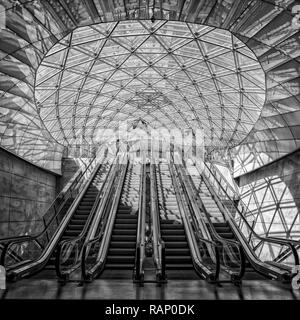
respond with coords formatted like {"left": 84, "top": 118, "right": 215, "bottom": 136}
{"left": 81, "top": 154, "right": 128, "bottom": 281}
{"left": 199, "top": 160, "right": 299, "bottom": 282}
{"left": 150, "top": 161, "right": 166, "bottom": 283}
{"left": 133, "top": 159, "right": 146, "bottom": 282}
{"left": 168, "top": 159, "right": 220, "bottom": 282}
{"left": 175, "top": 159, "right": 244, "bottom": 282}
{"left": 55, "top": 156, "right": 117, "bottom": 280}
{"left": 0, "top": 147, "right": 108, "bottom": 273}
{"left": 205, "top": 162, "right": 253, "bottom": 224}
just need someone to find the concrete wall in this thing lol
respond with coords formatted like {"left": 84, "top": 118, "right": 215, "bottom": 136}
{"left": 0, "top": 147, "right": 59, "bottom": 238}
{"left": 57, "top": 158, "right": 81, "bottom": 192}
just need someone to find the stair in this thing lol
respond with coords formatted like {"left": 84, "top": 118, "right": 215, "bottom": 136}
{"left": 187, "top": 165, "right": 268, "bottom": 280}
{"left": 157, "top": 163, "right": 194, "bottom": 271}
{"left": 213, "top": 221, "right": 266, "bottom": 280}
{"left": 45, "top": 163, "right": 109, "bottom": 270}
{"left": 104, "top": 165, "right": 140, "bottom": 271}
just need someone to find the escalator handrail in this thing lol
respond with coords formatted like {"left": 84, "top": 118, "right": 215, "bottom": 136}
{"left": 150, "top": 162, "right": 166, "bottom": 281}
{"left": 206, "top": 162, "right": 258, "bottom": 227}
{"left": 81, "top": 157, "right": 128, "bottom": 280}
{"left": 0, "top": 146, "right": 107, "bottom": 246}
{"left": 168, "top": 161, "right": 219, "bottom": 281}
{"left": 176, "top": 156, "right": 246, "bottom": 257}
{"left": 55, "top": 156, "right": 118, "bottom": 279}
{"left": 181, "top": 163, "right": 244, "bottom": 248}
{"left": 207, "top": 162, "right": 240, "bottom": 199}
{"left": 202, "top": 161, "right": 300, "bottom": 266}
{"left": 206, "top": 161, "right": 300, "bottom": 248}
{"left": 0, "top": 149, "right": 108, "bottom": 268}
{"left": 200, "top": 161, "right": 299, "bottom": 279}
{"left": 176, "top": 161, "right": 245, "bottom": 280}
{"left": 82, "top": 153, "right": 126, "bottom": 242}
{"left": 3, "top": 154, "right": 108, "bottom": 279}
{"left": 134, "top": 161, "right": 146, "bottom": 281}
{"left": 170, "top": 157, "right": 220, "bottom": 247}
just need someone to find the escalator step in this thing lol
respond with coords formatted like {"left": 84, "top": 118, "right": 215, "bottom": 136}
{"left": 72, "top": 215, "right": 89, "bottom": 220}
{"left": 166, "top": 256, "right": 193, "bottom": 263}
{"left": 166, "top": 264, "right": 194, "bottom": 270}
{"left": 115, "top": 219, "right": 137, "bottom": 224}
{"left": 161, "top": 224, "right": 184, "bottom": 230}
{"left": 160, "top": 220, "right": 180, "bottom": 225}
{"left": 111, "top": 235, "right": 136, "bottom": 241}
{"left": 164, "top": 242, "right": 189, "bottom": 248}
{"left": 108, "top": 248, "right": 135, "bottom": 255}
{"left": 76, "top": 209, "right": 91, "bottom": 213}
{"left": 112, "top": 229, "right": 137, "bottom": 235}
{"left": 67, "top": 225, "right": 84, "bottom": 230}
{"left": 106, "top": 256, "right": 135, "bottom": 263}
{"left": 110, "top": 241, "right": 136, "bottom": 248}
{"left": 78, "top": 205, "right": 93, "bottom": 209}
{"left": 162, "top": 235, "right": 187, "bottom": 241}
{"left": 117, "top": 207, "right": 133, "bottom": 211}
{"left": 105, "top": 263, "right": 134, "bottom": 269}
{"left": 114, "top": 224, "right": 137, "bottom": 229}
{"left": 213, "top": 223, "right": 228, "bottom": 228}
{"left": 213, "top": 227, "right": 232, "bottom": 233}
{"left": 165, "top": 248, "right": 190, "bottom": 255}
{"left": 115, "top": 214, "right": 137, "bottom": 219}
{"left": 69, "top": 219, "right": 86, "bottom": 225}
{"left": 161, "top": 229, "right": 185, "bottom": 235}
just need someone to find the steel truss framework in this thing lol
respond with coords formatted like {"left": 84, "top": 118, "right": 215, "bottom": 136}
{"left": 232, "top": 143, "right": 300, "bottom": 241}
{"left": 1, "top": 0, "right": 300, "bottom": 172}
{"left": 35, "top": 20, "right": 265, "bottom": 149}
{"left": 0, "top": 1, "right": 300, "bottom": 243}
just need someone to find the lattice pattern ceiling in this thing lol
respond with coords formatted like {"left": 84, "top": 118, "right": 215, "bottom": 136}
{"left": 1, "top": 0, "right": 300, "bottom": 172}
{"left": 35, "top": 20, "right": 265, "bottom": 148}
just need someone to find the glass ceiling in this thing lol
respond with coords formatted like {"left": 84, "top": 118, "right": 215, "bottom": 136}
{"left": 35, "top": 20, "right": 265, "bottom": 149}
{"left": 1, "top": 0, "right": 300, "bottom": 173}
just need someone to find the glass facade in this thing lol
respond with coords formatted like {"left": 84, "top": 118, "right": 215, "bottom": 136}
{"left": 35, "top": 20, "right": 265, "bottom": 150}
{"left": 0, "top": 0, "right": 300, "bottom": 230}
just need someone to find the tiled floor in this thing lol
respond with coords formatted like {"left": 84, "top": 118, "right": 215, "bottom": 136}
{"left": 1, "top": 279, "right": 300, "bottom": 300}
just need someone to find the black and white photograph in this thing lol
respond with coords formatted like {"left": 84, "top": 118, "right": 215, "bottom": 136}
{"left": 0, "top": 0, "right": 300, "bottom": 317}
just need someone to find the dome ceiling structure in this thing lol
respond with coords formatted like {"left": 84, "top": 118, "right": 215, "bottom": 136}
{"left": 0, "top": 0, "right": 300, "bottom": 173}
{"left": 35, "top": 20, "right": 265, "bottom": 148}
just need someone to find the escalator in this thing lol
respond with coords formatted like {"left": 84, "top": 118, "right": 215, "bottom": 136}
{"left": 81, "top": 161, "right": 144, "bottom": 281}
{"left": 186, "top": 165, "right": 272, "bottom": 280}
{"left": 104, "top": 164, "right": 140, "bottom": 273}
{"left": 212, "top": 222, "right": 264, "bottom": 280}
{"left": 187, "top": 168, "right": 224, "bottom": 224}
{"left": 156, "top": 163, "right": 194, "bottom": 272}
{"left": 4, "top": 159, "right": 114, "bottom": 281}
{"left": 153, "top": 161, "right": 219, "bottom": 282}
{"left": 45, "top": 163, "right": 111, "bottom": 273}
{"left": 185, "top": 162, "right": 299, "bottom": 283}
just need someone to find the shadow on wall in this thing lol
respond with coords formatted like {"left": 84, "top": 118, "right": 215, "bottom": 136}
{"left": 0, "top": 147, "right": 58, "bottom": 238}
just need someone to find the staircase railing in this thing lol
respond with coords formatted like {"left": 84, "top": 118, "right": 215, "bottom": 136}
{"left": 168, "top": 160, "right": 220, "bottom": 282}
{"left": 150, "top": 162, "right": 166, "bottom": 283}
{"left": 206, "top": 162, "right": 240, "bottom": 201}
{"left": 174, "top": 160, "right": 245, "bottom": 282}
{"left": 81, "top": 155, "right": 128, "bottom": 281}
{"left": 133, "top": 160, "right": 146, "bottom": 282}
{"left": 0, "top": 146, "right": 108, "bottom": 274}
{"left": 199, "top": 160, "right": 299, "bottom": 282}
{"left": 55, "top": 156, "right": 118, "bottom": 280}
{"left": 204, "top": 162, "right": 255, "bottom": 225}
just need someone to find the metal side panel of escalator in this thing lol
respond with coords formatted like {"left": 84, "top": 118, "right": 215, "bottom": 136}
{"left": 5, "top": 159, "right": 114, "bottom": 281}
